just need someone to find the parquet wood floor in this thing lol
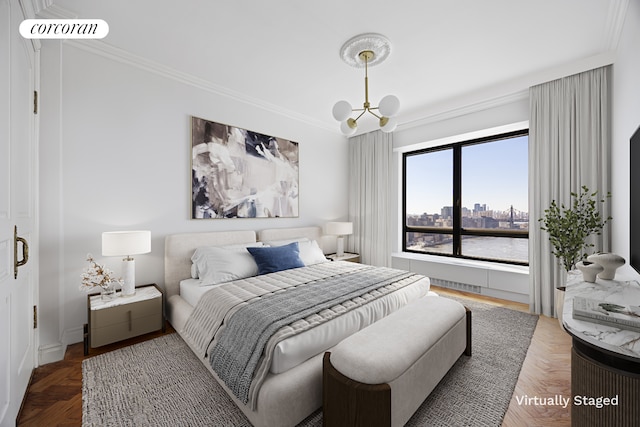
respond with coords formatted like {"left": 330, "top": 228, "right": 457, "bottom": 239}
{"left": 17, "top": 289, "right": 571, "bottom": 426}
{"left": 17, "top": 323, "right": 175, "bottom": 427}
{"left": 433, "top": 286, "right": 572, "bottom": 427}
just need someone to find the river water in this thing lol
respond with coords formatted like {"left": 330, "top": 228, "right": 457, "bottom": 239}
{"left": 407, "top": 235, "right": 529, "bottom": 264}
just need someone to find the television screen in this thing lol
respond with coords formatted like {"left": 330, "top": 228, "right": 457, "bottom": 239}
{"left": 630, "top": 125, "right": 640, "bottom": 273}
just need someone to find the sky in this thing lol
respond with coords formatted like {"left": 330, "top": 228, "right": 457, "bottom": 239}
{"left": 405, "top": 135, "right": 528, "bottom": 215}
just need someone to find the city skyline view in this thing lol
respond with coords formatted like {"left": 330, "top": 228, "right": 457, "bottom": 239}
{"left": 405, "top": 135, "right": 528, "bottom": 217}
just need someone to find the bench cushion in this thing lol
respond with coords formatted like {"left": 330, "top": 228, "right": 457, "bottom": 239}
{"left": 330, "top": 296, "right": 466, "bottom": 384}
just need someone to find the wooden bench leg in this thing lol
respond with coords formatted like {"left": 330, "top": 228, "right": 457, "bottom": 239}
{"left": 465, "top": 307, "right": 472, "bottom": 357}
{"left": 323, "top": 352, "right": 391, "bottom": 427}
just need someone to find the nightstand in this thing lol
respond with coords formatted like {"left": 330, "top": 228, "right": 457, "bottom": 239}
{"left": 326, "top": 252, "right": 360, "bottom": 263}
{"left": 84, "top": 283, "right": 164, "bottom": 355}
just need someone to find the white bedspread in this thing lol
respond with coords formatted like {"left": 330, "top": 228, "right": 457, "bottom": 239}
{"left": 180, "top": 263, "right": 432, "bottom": 374}
{"left": 179, "top": 278, "right": 208, "bottom": 306}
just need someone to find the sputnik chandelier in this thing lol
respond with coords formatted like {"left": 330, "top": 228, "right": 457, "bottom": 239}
{"left": 332, "top": 33, "right": 399, "bottom": 136}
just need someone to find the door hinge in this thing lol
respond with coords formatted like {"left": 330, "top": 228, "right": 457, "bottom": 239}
{"left": 33, "top": 90, "right": 38, "bottom": 114}
{"left": 33, "top": 305, "right": 37, "bottom": 329}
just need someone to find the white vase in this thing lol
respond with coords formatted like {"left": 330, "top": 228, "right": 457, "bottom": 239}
{"left": 576, "top": 261, "right": 604, "bottom": 283}
{"left": 587, "top": 253, "right": 625, "bottom": 280}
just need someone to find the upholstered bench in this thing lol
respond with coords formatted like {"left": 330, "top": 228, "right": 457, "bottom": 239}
{"left": 323, "top": 296, "right": 471, "bottom": 427}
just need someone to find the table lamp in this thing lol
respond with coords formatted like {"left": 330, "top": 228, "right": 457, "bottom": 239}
{"left": 102, "top": 230, "right": 151, "bottom": 296}
{"left": 326, "top": 222, "right": 353, "bottom": 257}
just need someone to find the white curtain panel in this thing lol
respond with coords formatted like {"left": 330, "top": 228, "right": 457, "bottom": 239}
{"left": 347, "top": 131, "right": 393, "bottom": 267}
{"left": 529, "top": 65, "right": 611, "bottom": 316}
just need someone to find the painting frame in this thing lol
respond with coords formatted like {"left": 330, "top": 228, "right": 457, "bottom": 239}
{"left": 191, "top": 116, "right": 299, "bottom": 219}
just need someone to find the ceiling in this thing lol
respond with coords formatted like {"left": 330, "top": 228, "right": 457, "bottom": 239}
{"left": 44, "top": 0, "right": 626, "bottom": 135}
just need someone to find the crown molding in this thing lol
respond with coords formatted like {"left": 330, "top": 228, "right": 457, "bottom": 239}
{"left": 32, "top": 2, "right": 335, "bottom": 133}
{"left": 63, "top": 39, "right": 335, "bottom": 133}
{"left": 399, "top": 91, "right": 529, "bottom": 132}
{"left": 397, "top": 49, "right": 616, "bottom": 134}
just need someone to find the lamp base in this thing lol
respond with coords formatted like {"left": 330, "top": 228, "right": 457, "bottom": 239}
{"left": 121, "top": 258, "right": 136, "bottom": 296}
{"left": 336, "top": 236, "right": 345, "bottom": 258}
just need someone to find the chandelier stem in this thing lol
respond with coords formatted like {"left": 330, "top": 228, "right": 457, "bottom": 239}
{"left": 362, "top": 50, "right": 372, "bottom": 111}
{"left": 364, "top": 61, "right": 369, "bottom": 109}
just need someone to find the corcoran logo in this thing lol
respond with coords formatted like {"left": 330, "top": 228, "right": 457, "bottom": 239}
{"left": 19, "top": 19, "right": 109, "bottom": 39}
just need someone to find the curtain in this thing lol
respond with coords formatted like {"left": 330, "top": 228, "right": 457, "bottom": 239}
{"left": 346, "top": 130, "right": 393, "bottom": 267}
{"left": 529, "top": 66, "right": 611, "bottom": 316}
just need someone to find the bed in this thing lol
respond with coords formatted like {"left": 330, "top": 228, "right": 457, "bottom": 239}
{"left": 164, "top": 226, "right": 434, "bottom": 427}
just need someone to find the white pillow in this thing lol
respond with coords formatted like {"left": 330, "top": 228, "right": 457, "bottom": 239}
{"left": 263, "top": 237, "right": 310, "bottom": 246}
{"left": 191, "top": 242, "right": 264, "bottom": 286}
{"left": 264, "top": 238, "right": 328, "bottom": 266}
{"left": 299, "top": 240, "right": 329, "bottom": 265}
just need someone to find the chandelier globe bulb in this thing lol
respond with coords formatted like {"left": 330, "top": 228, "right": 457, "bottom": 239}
{"left": 332, "top": 100, "right": 353, "bottom": 122}
{"left": 380, "top": 116, "right": 398, "bottom": 133}
{"left": 378, "top": 95, "right": 400, "bottom": 117}
{"left": 340, "top": 120, "right": 357, "bottom": 136}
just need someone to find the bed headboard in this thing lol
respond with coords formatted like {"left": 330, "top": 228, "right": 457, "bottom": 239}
{"left": 258, "top": 226, "right": 322, "bottom": 243}
{"left": 163, "top": 227, "right": 325, "bottom": 298}
{"left": 164, "top": 230, "right": 257, "bottom": 298}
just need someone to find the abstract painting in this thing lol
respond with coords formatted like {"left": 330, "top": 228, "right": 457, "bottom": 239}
{"left": 191, "top": 116, "right": 299, "bottom": 219}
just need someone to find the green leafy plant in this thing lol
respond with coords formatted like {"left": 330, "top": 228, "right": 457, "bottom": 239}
{"left": 539, "top": 186, "right": 611, "bottom": 272}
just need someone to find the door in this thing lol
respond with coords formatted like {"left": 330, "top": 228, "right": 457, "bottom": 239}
{"left": 0, "top": 0, "right": 38, "bottom": 425}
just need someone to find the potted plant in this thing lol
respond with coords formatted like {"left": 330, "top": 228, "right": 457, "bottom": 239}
{"left": 539, "top": 186, "right": 611, "bottom": 322}
{"left": 539, "top": 185, "right": 611, "bottom": 272}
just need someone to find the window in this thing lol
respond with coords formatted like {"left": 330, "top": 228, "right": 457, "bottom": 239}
{"left": 403, "top": 129, "right": 528, "bottom": 265}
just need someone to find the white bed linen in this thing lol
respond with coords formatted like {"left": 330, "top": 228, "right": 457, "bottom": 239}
{"left": 180, "top": 278, "right": 208, "bottom": 306}
{"left": 180, "top": 274, "right": 434, "bottom": 374}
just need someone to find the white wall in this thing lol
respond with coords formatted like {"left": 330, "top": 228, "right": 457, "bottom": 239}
{"left": 38, "top": 41, "right": 348, "bottom": 363}
{"left": 611, "top": 0, "right": 640, "bottom": 281}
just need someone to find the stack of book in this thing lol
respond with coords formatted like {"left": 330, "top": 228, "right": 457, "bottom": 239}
{"left": 573, "top": 296, "right": 640, "bottom": 333}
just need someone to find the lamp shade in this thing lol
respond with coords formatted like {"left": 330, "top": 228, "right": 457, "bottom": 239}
{"left": 326, "top": 222, "right": 353, "bottom": 236}
{"left": 102, "top": 230, "right": 151, "bottom": 257}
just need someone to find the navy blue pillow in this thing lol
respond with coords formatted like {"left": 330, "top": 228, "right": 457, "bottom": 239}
{"left": 247, "top": 242, "right": 305, "bottom": 275}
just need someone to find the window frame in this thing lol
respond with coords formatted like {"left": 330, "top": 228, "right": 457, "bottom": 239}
{"left": 402, "top": 129, "right": 529, "bottom": 266}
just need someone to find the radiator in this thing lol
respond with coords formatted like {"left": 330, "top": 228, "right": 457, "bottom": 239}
{"left": 430, "top": 278, "right": 482, "bottom": 294}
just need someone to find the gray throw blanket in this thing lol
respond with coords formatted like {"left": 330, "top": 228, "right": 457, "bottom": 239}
{"left": 209, "top": 266, "right": 417, "bottom": 404}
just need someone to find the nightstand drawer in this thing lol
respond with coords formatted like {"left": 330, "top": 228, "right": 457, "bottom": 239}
{"left": 90, "top": 297, "right": 160, "bottom": 328}
{"left": 88, "top": 285, "right": 164, "bottom": 349}
{"left": 91, "top": 311, "right": 162, "bottom": 347}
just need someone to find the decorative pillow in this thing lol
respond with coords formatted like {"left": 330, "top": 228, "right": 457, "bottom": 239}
{"left": 247, "top": 242, "right": 305, "bottom": 275}
{"left": 191, "top": 242, "right": 264, "bottom": 286}
{"left": 263, "top": 238, "right": 328, "bottom": 266}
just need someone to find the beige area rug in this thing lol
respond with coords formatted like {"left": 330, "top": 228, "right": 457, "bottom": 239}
{"left": 83, "top": 298, "right": 538, "bottom": 426}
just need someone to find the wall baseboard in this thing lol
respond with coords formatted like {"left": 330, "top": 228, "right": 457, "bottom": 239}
{"left": 38, "top": 325, "right": 84, "bottom": 365}
{"left": 38, "top": 342, "right": 65, "bottom": 365}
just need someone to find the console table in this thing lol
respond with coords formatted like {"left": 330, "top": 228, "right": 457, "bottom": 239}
{"left": 562, "top": 274, "right": 640, "bottom": 426}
